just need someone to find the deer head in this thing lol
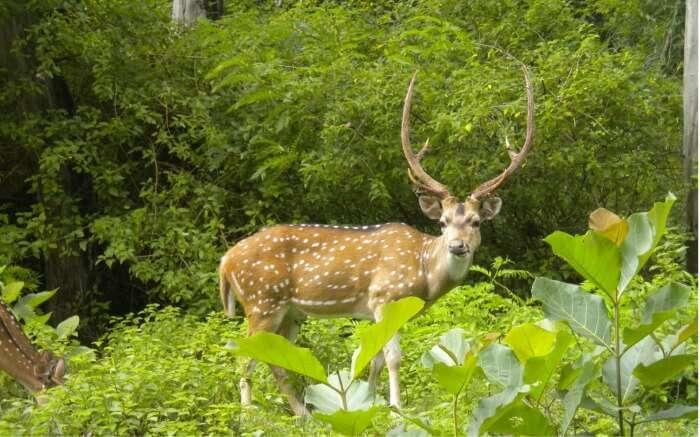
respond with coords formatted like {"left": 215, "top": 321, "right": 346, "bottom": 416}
{"left": 401, "top": 66, "right": 534, "bottom": 260}
{"left": 0, "top": 301, "right": 65, "bottom": 393}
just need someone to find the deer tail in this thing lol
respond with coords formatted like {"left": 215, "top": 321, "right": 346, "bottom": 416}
{"left": 219, "top": 258, "right": 237, "bottom": 318}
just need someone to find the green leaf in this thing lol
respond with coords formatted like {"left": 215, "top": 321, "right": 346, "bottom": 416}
{"left": 487, "top": 401, "right": 556, "bottom": 436}
{"left": 305, "top": 370, "right": 382, "bottom": 413}
{"left": 478, "top": 343, "right": 523, "bottom": 388}
{"left": 466, "top": 386, "right": 523, "bottom": 437}
{"left": 432, "top": 353, "right": 478, "bottom": 395}
{"left": 560, "top": 357, "right": 601, "bottom": 435}
{"left": 2, "top": 281, "right": 24, "bottom": 303}
{"left": 523, "top": 328, "right": 574, "bottom": 400}
{"left": 544, "top": 230, "right": 620, "bottom": 299}
{"left": 623, "top": 282, "right": 690, "bottom": 349}
{"left": 503, "top": 323, "right": 556, "bottom": 363}
{"left": 532, "top": 277, "right": 612, "bottom": 348}
{"left": 351, "top": 297, "right": 424, "bottom": 379}
{"left": 633, "top": 354, "right": 695, "bottom": 387}
{"left": 421, "top": 328, "right": 472, "bottom": 368}
{"left": 232, "top": 332, "right": 327, "bottom": 382}
{"left": 56, "top": 315, "right": 80, "bottom": 339}
{"left": 638, "top": 405, "right": 698, "bottom": 423}
{"left": 17, "top": 290, "right": 57, "bottom": 309}
{"left": 670, "top": 318, "right": 698, "bottom": 353}
{"left": 618, "top": 194, "right": 675, "bottom": 293}
{"left": 603, "top": 336, "right": 660, "bottom": 402}
{"left": 313, "top": 406, "right": 382, "bottom": 436}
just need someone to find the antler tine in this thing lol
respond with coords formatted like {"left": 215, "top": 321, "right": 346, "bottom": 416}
{"left": 469, "top": 65, "right": 535, "bottom": 201}
{"left": 402, "top": 72, "right": 450, "bottom": 199}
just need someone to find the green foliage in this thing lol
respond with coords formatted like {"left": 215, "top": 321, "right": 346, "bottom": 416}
{"left": 0, "top": 0, "right": 687, "bottom": 315}
{"left": 532, "top": 195, "right": 697, "bottom": 436}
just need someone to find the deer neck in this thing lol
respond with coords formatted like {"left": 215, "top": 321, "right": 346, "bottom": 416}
{"left": 420, "top": 235, "right": 472, "bottom": 302}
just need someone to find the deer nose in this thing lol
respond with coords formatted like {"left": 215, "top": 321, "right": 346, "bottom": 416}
{"left": 448, "top": 240, "right": 468, "bottom": 256}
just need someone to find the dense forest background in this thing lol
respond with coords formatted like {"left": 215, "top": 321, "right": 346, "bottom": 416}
{"left": 0, "top": 0, "right": 690, "bottom": 339}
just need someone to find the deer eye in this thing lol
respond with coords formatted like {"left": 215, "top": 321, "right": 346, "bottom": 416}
{"left": 471, "top": 219, "right": 481, "bottom": 227}
{"left": 439, "top": 218, "right": 448, "bottom": 228}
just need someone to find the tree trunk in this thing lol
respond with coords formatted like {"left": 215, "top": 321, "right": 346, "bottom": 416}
{"left": 172, "top": 0, "right": 206, "bottom": 26}
{"left": 684, "top": 0, "right": 698, "bottom": 272}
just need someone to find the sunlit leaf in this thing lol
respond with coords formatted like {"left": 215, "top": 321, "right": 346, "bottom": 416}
{"left": 421, "top": 328, "right": 472, "bottom": 368}
{"left": 1, "top": 281, "right": 24, "bottom": 304}
{"left": 351, "top": 297, "right": 424, "bottom": 379}
{"left": 523, "top": 328, "right": 574, "bottom": 400}
{"left": 503, "top": 323, "right": 556, "bottom": 363}
{"left": 232, "top": 332, "right": 327, "bottom": 382}
{"left": 56, "top": 315, "right": 80, "bottom": 339}
{"left": 305, "top": 370, "right": 383, "bottom": 413}
{"left": 17, "top": 290, "right": 57, "bottom": 310}
{"left": 544, "top": 231, "right": 620, "bottom": 299}
{"left": 314, "top": 406, "right": 382, "bottom": 436}
{"left": 432, "top": 353, "right": 478, "bottom": 395}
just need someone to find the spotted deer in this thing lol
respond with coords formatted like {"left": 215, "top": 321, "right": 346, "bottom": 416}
{"left": 219, "top": 67, "right": 534, "bottom": 415}
{"left": 0, "top": 301, "right": 65, "bottom": 395}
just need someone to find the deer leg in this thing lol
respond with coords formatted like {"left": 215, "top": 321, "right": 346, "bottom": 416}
{"left": 367, "top": 352, "right": 385, "bottom": 395}
{"left": 240, "top": 312, "right": 285, "bottom": 408}
{"left": 239, "top": 358, "right": 257, "bottom": 406}
{"left": 272, "top": 313, "right": 309, "bottom": 416}
{"left": 383, "top": 334, "right": 402, "bottom": 408}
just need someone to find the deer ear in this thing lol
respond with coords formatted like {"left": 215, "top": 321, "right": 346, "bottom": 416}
{"left": 418, "top": 195, "right": 443, "bottom": 220}
{"left": 480, "top": 197, "right": 502, "bottom": 221}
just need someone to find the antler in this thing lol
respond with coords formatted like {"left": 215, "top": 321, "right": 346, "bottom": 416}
{"left": 0, "top": 301, "right": 65, "bottom": 392}
{"left": 469, "top": 65, "right": 535, "bottom": 200}
{"left": 401, "top": 72, "right": 450, "bottom": 199}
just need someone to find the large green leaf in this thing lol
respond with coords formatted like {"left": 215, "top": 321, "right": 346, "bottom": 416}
{"left": 232, "top": 331, "right": 327, "bottom": 382}
{"left": 638, "top": 404, "right": 698, "bottom": 423}
{"left": 603, "top": 336, "right": 660, "bottom": 402}
{"left": 560, "top": 357, "right": 601, "bottom": 435}
{"left": 1, "top": 281, "right": 23, "bottom": 304}
{"left": 56, "top": 315, "right": 80, "bottom": 339}
{"left": 523, "top": 328, "right": 574, "bottom": 400}
{"left": 503, "top": 322, "right": 556, "bottom": 363}
{"left": 421, "top": 328, "right": 472, "bottom": 367}
{"left": 305, "top": 370, "right": 382, "bottom": 413}
{"left": 532, "top": 277, "right": 612, "bottom": 348}
{"left": 477, "top": 343, "right": 523, "bottom": 388}
{"left": 351, "top": 296, "right": 424, "bottom": 379}
{"left": 432, "top": 353, "right": 478, "bottom": 395}
{"left": 486, "top": 401, "right": 556, "bottom": 436}
{"left": 544, "top": 230, "right": 621, "bottom": 299}
{"left": 618, "top": 194, "right": 675, "bottom": 293}
{"left": 314, "top": 406, "right": 382, "bottom": 436}
{"left": 633, "top": 354, "right": 695, "bottom": 387}
{"left": 17, "top": 290, "right": 57, "bottom": 310}
{"left": 623, "top": 282, "right": 690, "bottom": 349}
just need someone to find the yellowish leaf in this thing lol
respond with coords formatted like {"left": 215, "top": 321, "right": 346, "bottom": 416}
{"left": 588, "top": 208, "right": 628, "bottom": 246}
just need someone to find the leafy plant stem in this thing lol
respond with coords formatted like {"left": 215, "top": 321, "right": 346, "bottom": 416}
{"left": 614, "top": 301, "right": 625, "bottom": 436}
{"left": 335, "top": 370, "right": 348, "bottom": 411}
{"left": 452, "top": 390, "right": 461, "bottom": 437}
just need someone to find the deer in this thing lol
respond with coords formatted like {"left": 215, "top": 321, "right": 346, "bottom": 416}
{"left": 0, "top": 300, "right": 65, "bottom": 399}
{"left": 219, "top": 66, "right": 534, "bottom": 416}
